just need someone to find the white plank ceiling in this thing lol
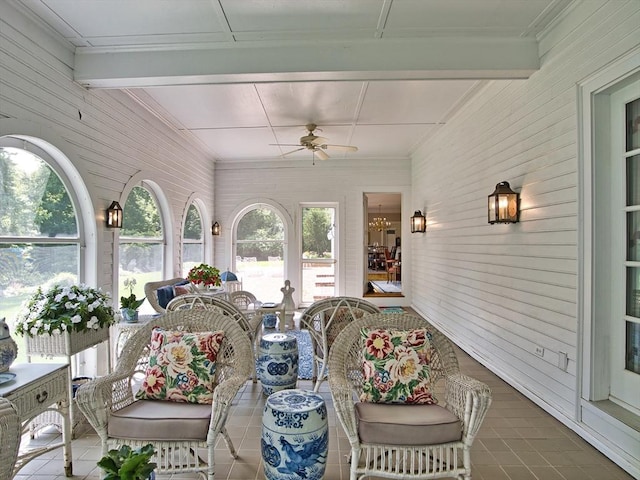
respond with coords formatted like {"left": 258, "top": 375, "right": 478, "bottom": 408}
{"left": 14, "top": 0, "right": 573, "bottom": 164}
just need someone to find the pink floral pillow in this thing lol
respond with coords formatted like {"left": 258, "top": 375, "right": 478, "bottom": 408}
{"left": 136, "top": 328, "right": 224, "bottom": 404}
{"left": 360, "top": 328, "right": 438, "bottom": 404}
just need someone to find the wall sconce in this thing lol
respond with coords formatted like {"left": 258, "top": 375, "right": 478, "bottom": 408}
{"left": 106, "top": 201, "right": 123, "bottom": 228}
{"left": 411, "top": 210, "right": 426, "bottom": 233}
{"left": 488, "top": 181, "right": 520, "bottom": 224}
{"left": 211, "top": 221, "right": 221, "bottom": 236}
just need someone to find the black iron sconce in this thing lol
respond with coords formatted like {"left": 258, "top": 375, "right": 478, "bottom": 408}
{"left": 488, "top": 181, "right": 520, "bottom": 224}
{"left": 411, "top": 210, "right": 426, "bottom": 233}
{"left": 106, "top": 201, "right": 123, "bottom": 228}
{"left": 211, "top": 221, "right": 221, "bottom": 236}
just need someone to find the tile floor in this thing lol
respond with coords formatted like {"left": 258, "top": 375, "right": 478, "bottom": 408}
{"left": 12, "top": 338, "right": 636, "bottom": 480}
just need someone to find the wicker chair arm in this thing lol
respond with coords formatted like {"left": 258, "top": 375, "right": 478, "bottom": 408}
{"left": 444, "top": 373, "right": 492, "bottom": 443}
{"left": 208, "top": 375, "right": 248, "bottom": 439}
{"left": 329, "top": 385, "right": 360, "bottom": 445}
{"left": 75, "top": 372, "right": 133, "bottom": 432}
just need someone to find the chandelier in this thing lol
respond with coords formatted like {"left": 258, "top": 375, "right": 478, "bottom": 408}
{"left": 369, "top": 204, "right": 391, "bottom": 231}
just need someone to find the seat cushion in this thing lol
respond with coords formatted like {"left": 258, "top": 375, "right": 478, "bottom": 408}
{"left": 355, "top": 402, "right": 462, "bottom": 446}
{"left": 108, "top": 400, "right": 211, "bottom": 441}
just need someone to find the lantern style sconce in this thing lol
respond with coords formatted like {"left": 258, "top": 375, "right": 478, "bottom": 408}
{"left": 211, "top": 221, "right": 221, "bottom": 236}
{"left": 411, "top": 210, "right": 426, "bottom": 233}
{"left": 106, "top": 201, "right": 123, "bottom": 228}
{"left": 488, "top": 181, "right": 520, "bottom": 224}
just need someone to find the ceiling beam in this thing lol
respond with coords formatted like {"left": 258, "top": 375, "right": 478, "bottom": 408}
{"left": 74, "top": 37, "right": 539, "bottom": 88}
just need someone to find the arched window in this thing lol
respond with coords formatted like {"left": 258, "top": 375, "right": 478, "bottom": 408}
{"left": 0, "top": 144, "right": 80, "bottom": 347}
{"left": 182, "top": 203, "right": 204, "bottom": 276}
{"left": 234, "top": 205, "right": 285, "bottom": 300}
{"left": 118, "top": 184, "right": 163, "bottom": 312}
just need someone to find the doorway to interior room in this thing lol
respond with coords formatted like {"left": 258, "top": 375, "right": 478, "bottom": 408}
{"left": 364, "top": 193, "right": 402, "bottom": 298}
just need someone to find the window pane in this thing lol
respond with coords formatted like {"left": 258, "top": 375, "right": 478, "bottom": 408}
{"left": 628, "top": 211, "right": 640, "bottom": 262}
{"left": 121, "top": 186, "right": 162, "bottom": 239}
{"left": 626, "top": 154, "right": 640, "bottom": 207}
{"left": 184, "top": 204, "right": 202, "bottom": 240}
{"left": 0, "top": 147, "right": 77, "bottom": 238}
{"left": 302, "top": 207, "right": 333, "bottom": 259}
{"left": 626, "top": 98, "right": 640, "bottom": 152}
{"left": 627, "top": 267, "right": 640, "bottom": 318}
{"left": 626, "top": 321, "right": 640, "bottom": 374}
{"left": 0, "top": 243, "right": 79, "bottom": 321}
{"left": 237, "top": 207, "right": 284, "bottom": 241}
{"left": 182, "top": 242, "right": 204, "bottom": 277}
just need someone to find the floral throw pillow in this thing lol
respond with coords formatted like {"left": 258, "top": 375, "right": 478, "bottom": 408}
{"left": 360, "top": 328, "right": 438, "bottom": 404}
{"left": 136, "top": 328, "right": 224, "bottom": 404}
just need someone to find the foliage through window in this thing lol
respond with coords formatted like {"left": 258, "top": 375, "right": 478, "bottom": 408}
{"left": 118, "top": 185, "right": 164, "bottom": 310}
{"left": 235, "top": 206, "right": 285, "bottom": 300}
{"left": 182, "top": 203, "right": 204, "bottom": 276}
{"left": 0, "top": 145, "right": 80, "bottom": 337}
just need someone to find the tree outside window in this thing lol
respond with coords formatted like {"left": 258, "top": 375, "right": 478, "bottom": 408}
{"left": 182, "top": 203, "right": 204, "bottom": 276}
{"left": 118, "top": 185, "right": 164, "bottom": 310}
{"left": 0, "top": 146, "right": 80, "bottom": 357}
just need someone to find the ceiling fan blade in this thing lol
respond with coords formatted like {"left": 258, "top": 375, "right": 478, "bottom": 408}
{"left": 309, "top": 136, "right": 329, "bottom": 145}
{"left": 321, "top": 144, "right": 358, "bottom": 152}
{"left": 315, "top": 149, "right": 330, "bottom": 161}
{"left": 269, "top": 143, "right": 303, "bottom": 147}
{"left": 281, "top": 147, "right": 305, "bottom": 157}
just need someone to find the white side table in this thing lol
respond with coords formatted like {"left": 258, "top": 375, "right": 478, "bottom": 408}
{"left": 0, "top": 363, "right": 72, "bottom": 477}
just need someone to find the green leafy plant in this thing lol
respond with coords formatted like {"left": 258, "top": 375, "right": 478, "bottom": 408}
{"left": 187, "top": 263, "right": 221, "bottom": 287}
{"left": 97, "top": 443, "right": 156, "bottom": 480}
{"left": 120, "top": 277, "right": 145, "bottom": 310}
{"left": 15, "top": 284, "right": 115, "bottom": 337}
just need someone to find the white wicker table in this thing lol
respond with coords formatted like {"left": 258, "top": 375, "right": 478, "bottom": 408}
{"left": 26, "top": 327, "right": 111, "bottom": 439}
{"left": 0, "top": 363, "right": 72, "bottom": 477}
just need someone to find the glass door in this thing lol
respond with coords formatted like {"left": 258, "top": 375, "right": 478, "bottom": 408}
{"left": 300, "top": 205, "right": 337, "bottom": 306}
{"left": 610, "top": 85, "right": 640, "bottom": 414}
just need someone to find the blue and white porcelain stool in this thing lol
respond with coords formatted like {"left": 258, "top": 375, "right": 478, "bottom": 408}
{"left": 262, "top": 389, "right": 328, "bottom": 480}
{"left": 256, "top": 333, "right": 298, "bottom": 396}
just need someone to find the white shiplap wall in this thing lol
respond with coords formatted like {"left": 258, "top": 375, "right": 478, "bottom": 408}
{"left": 0, "top": 4, "right": 215, "bottom": 295}
{"left": 411, "top": 0, "right": 639, "bottom": 473}
{"left": 214, "top": 158, "right": 411, "bottom": 304}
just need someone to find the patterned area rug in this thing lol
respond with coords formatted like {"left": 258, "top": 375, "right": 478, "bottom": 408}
{"left": 380, "top": 306, "right": 405, "bottom": 313}
{"left": 265, "top": 329, "right": 313, "bottom": 379}
{"left": 370, "top": 281, "right": 402, "bottom": 293}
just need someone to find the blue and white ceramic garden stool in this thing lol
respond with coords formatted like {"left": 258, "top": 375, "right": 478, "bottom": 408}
{"left": 256, "top": 332, "right": 298, "bottom": 396}
{"left": 262, "top": 389, "right": 328, "bottom": 480}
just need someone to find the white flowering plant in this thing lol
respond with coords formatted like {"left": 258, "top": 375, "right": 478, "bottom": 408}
{"left": 15, "top": 284, "right": 115, "bottom": 337}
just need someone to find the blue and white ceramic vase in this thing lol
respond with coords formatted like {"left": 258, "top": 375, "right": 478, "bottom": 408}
{"left": 0, "top": 318, "right": 18, "bottom": 373}
{"left": 257, "top": 333, "right": 298, "bottom": 396}
{"left": 262, "top": 389, "right": 328, "bottom": 480}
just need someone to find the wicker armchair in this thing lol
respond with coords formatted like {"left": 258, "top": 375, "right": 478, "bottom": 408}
{"left": 75, "top": 310, "right": 253, "bottom": 480}
{"left": 299, "top": 297, "right": 380, "bottom": 392}
{"left": 166, "top": 294, "right": 259, "bottom": 382}
{"left": 144, "top": 277, "right": 187, "bottom": 313}
{"left": 0, "top": 397, "right": 20, "bottom": 480}
{"left": 328, "top": 313, "right": 492, "bottom": 480}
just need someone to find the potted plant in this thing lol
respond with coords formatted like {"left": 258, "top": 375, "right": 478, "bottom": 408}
{"left": 97, "top": 443, "right": 157, "bottom": 480}
{"left": 16, "top": 283, "right": 115, "bottom": 337}
{"left": 187, "top": 263, "right": 221, "bottom": 290}
{"left": 120, "top": 278, "right": 145, "bottom": 323}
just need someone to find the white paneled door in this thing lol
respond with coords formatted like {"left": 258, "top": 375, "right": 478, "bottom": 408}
{"left": 610, "top": 81, "right": 640, "bottom": 414}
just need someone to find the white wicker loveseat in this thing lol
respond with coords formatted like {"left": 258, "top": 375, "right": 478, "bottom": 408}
{"left": 75, "top": 309, "right": 253, "bottom": 479}
{"left": 328, "top": 313, "right": 492, "bottom": 480}
{"left": 144, "top": 277, "right": 188, "bottom": 313}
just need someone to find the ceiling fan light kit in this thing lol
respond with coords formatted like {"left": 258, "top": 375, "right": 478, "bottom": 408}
{"left": 271, "top": 123, "right": 358, "bottom": 163}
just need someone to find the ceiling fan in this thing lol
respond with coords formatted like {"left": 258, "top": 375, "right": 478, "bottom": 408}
{"left": 271, "top": 123, "right": 358, "bottom": 161}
